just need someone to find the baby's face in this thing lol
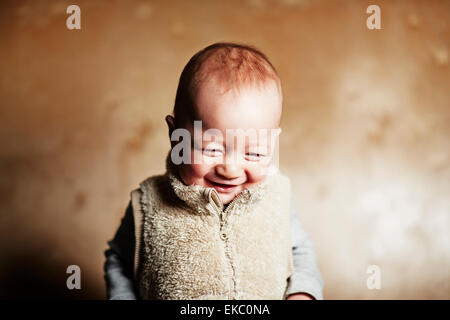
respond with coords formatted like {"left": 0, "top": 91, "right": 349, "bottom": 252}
{"left": 173, "top": 79, "right": 282, "bottom": 204}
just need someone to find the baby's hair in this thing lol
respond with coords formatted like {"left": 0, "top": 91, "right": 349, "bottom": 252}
{"left": 172, "top": 42, "right": 281, "bottom": 127}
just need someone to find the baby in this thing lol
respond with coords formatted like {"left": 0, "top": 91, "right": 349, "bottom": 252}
{"left": 104, "top": 42, "right": 323, "bottom": 300}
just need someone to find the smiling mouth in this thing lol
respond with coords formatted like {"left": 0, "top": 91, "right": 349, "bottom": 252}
{"left": 206, "top": 179, "right": 240, "bottom": 193}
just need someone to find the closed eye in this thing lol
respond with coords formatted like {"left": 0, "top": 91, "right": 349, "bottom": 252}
{"left": 245, "top": 152, "right": 266, "bottom": 161}
{"left": 203, "top": 148, "right": 223, "bottom": 156}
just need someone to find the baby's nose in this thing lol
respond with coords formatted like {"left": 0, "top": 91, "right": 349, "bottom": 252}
{"left": 215, "top": 164, "right": 242, "bottom": 180}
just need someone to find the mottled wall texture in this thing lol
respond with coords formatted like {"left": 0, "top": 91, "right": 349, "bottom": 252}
{"left": 0, "top": 0, "right": 448, "bottom": 299}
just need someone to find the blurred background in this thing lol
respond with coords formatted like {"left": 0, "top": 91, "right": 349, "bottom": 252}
{"left": 0, "top": 0, "right": 448, "bottom": 299}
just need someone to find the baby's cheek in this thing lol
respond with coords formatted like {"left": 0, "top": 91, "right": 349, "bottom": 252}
{"left": 245, "top": 163, "right": 269, "bottom": 184}
{"left": 179, "top": 162, "right": 211, "bottom": 185}
{"left": 191, "top": 162, "right": 212, "bottom": 178}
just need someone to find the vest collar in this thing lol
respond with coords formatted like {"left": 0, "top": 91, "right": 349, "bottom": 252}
{"left": 164, "top": 152, "right": 270, "bottom": 215}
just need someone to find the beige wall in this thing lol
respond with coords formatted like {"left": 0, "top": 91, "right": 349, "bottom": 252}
{"left": 0, "top": 0, "right": 448, "bottom": 299}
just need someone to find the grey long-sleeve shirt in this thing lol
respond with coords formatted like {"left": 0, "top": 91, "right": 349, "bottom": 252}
{"left": 104, "top": 195, "right": 323, "bottom": 300}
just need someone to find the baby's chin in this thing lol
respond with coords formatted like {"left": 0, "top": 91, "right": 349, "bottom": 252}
{"left": 218, "top": 192, "right": 238, "bottom": 205}
{"left": 216, "top": 184, "right": 251, "bottom": 205}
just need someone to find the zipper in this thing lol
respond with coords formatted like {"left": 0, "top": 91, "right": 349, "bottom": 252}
{"left": 211, "top": 190, "right": 246, "bottom": 299}
{"left": 216, "top": 190, "right": 246, "bottom": 239}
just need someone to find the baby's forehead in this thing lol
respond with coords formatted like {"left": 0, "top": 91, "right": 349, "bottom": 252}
{"left": 191, "top": 78, "right": 281, "bottom": 123}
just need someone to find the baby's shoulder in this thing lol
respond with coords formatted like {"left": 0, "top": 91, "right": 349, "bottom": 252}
{"left": 129, "top": 173, "right": 169, "bottom": 199}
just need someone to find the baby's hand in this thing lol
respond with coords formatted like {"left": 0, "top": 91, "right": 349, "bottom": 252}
{"left": 286, "top": 293, "right": 314, "bottom": 300}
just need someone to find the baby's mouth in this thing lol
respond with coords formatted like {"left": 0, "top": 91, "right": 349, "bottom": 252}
{"left": 206, "top": 179, "right": 240, "bottom": 193}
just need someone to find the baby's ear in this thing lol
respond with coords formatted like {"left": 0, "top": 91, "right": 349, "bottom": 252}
{"left": 165, "top": 115, "right": 176, "bottom": 147}
{"left": 273, "top": 127, "right": 282, "bottom": 136}
{"left": 165, "top": 115, "right": 175, "bottom": 133}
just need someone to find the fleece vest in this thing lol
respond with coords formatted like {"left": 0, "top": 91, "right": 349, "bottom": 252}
{"left": 130, "top": 160, "right": 294, "bottom": 300}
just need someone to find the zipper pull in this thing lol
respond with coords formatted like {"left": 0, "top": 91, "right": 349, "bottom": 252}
{"left": 219, "top": 212, "right": 228, "bottom": 240}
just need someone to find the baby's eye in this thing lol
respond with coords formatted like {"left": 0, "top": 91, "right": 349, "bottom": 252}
{"left": 203, "top": 148, "right": 223, "bottom": 157}
{"left": 245, "top": 152, "right": 265, "bottom": 161}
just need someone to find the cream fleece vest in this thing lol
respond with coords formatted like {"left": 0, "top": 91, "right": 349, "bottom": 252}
{"left": 130, "top": 159, "right": 294, "bottom": 300}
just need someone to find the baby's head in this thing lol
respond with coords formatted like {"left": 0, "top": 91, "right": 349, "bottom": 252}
{"left": 167, "top": 42, "right": 282, "bottom": 204}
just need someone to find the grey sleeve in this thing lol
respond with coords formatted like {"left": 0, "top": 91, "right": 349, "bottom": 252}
{"left": 103, "top": 201, "right": 138, "bottom": 300}
{"left": 286, "top": 196, "right": 324, "bottom": 300}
